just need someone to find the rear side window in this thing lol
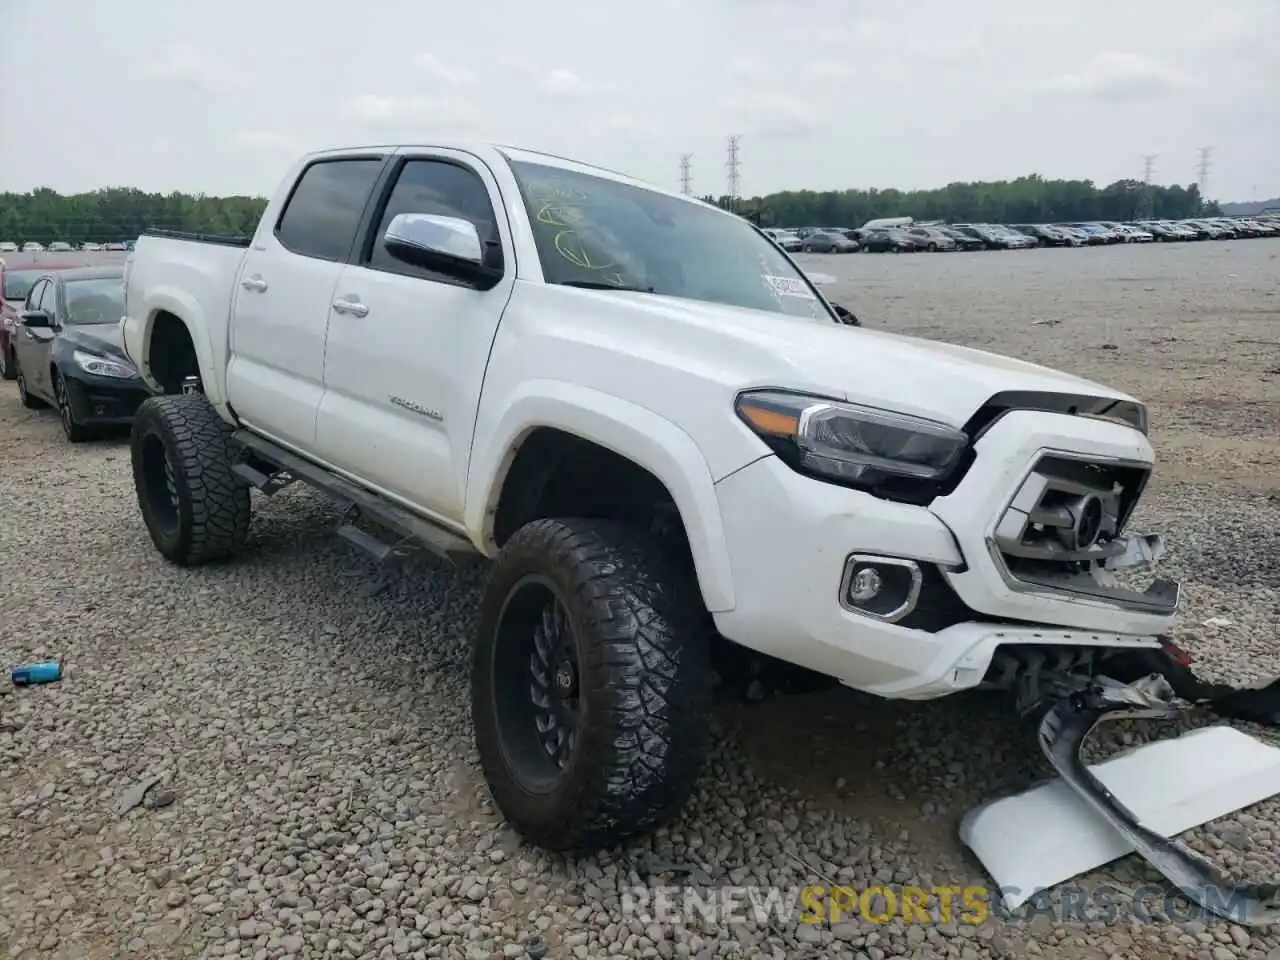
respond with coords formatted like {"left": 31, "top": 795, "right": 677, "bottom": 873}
{"left": 276, "top": 159, "right": 384, "bottom": 262}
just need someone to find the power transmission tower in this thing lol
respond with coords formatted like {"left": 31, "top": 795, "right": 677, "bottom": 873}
{"left": 679, "top": 154, "right": 692, "bottom": 195}
{"left": 725, "top": 136, "right": 741, "bottom": 211}
{"left": 1196, "top": 146, "right": 1212, "bottom": 211}
{"left": 1138, "top": 154, "right": 1158, "bottom": 219}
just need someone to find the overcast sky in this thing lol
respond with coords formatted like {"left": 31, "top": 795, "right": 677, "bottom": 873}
{"left": 1, "top": 0, "right": 1275, "bottom": 202}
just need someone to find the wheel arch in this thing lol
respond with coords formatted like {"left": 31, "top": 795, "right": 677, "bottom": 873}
{"left": 467, "top": 384, "right": 737, "bottom": 612}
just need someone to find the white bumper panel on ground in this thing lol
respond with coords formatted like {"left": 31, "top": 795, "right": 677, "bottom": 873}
{"left": 961, "top": 726, "right": 1280, "bottom": 911}
{"left": 930, "top": 409, "right": 1175, "bottom": 635}
{"left": 711, "top": 455, "right": 1161, "bottom": 698}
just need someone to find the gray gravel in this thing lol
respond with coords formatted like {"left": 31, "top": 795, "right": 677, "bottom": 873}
{"left": 2, "top": 239, "right": 1280, "bottom": 959}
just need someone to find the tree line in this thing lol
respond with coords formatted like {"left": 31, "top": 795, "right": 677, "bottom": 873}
{"left": 702, "top": 175, "right": 1218, "bottom": 228}
{"left": 0, "top": 173, "right": 1218, "bottom": 246}
{"left": 0, "top": 187, "right": 267, "bottom": 246}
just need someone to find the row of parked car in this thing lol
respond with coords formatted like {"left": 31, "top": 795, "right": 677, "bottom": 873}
{"left": 0, "top": 257, "right": 148, "bottom": 442}
{"left": 765, "top": 214, "right": 1280, "bottom": 254}
{"left": 0, "top": 240, "right": 135, "bottom": 254}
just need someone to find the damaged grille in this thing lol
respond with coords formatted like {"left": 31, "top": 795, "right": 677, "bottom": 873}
{"left": 990, "top": 454, "right": 1173, "bottom": 610}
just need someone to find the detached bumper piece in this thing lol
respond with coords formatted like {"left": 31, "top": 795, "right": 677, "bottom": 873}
{"left": 962, "top": 674, "right": 1280, "bottom": 926}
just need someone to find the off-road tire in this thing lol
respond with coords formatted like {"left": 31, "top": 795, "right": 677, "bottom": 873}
{"left": 472, "top": 517, "right": 712, "bottom": 852}
{"left": 130, "top": 393, "right": 251, "bottom": 566}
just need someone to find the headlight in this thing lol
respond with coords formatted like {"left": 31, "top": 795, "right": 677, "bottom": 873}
{"left": 73, "top": 349, "right": 135, "bottom": 379}
{"left": 735, "top": 389, "right": 969, "bottom": 499}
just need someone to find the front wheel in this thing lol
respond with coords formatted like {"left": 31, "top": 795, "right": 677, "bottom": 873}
{"left": 15, "top": 360, "right": 44, "bottom": 409}
{"left": 130, "top": 393, "right": 251, "bottom": 565}
{"left": 55, "top": 370, "right": 91, "bottom": 443}
{"left": 472, "top": 517, "right": 712, "bottom": 852}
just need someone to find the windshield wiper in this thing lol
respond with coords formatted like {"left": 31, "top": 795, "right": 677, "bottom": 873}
{"left": 554, "top": 279, "right": 656, "bottom": 293}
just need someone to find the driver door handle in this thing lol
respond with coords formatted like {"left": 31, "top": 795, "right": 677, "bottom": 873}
{"left": 241, "top": 275, "right": 268, "bottom": 293}
{"left": 331, "top": 297, "right": 368, "bottom": 318}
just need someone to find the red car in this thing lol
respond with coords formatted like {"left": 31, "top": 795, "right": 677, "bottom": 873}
{"left": 1, "top": 259, "right": 90, "bottom": 380}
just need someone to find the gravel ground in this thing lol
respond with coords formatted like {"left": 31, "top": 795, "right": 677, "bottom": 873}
{"left": 2, "top": 239, "right": 1279, "bottom": 960}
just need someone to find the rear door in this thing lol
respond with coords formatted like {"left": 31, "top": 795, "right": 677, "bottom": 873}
{"left": 314, "top": 150, "right": 517, "bottom": 525}
{"left": 225, "top": 154, "right": 387, "bottom": 452}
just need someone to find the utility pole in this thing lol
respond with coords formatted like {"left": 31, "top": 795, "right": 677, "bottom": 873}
{"left": 1196, "top": 146, "right": 1212, "bottom": 211}
{"left": 679, "top": 154, "right": 692, "bottom": 195}
{"left": 1139, "top": 154, "right": 1158, "bottom": 219}
{"left": 725, "top": 136, "right": 741, "bottom": 212}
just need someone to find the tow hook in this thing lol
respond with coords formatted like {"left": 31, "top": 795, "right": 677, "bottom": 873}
{"left": 1038, "top": 674, "right": 1280, "bottom": 925}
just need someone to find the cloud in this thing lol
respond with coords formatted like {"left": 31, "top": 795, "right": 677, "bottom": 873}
{"left": 412, "top": 53, "right": 477, "bottom": 86}
{"left": 538, "top": 69, "right": 595, "bottom": 98}
{"left": 233, "top": 131, "right": 294, "bottom": 150}
{"left": 806, "top": 61, "right": 855, "bottom": 81}
{"left": 145, "top": 44, "right": 249, "bottom": 93}
{"left": 726, "top": 91, "right": 824, "bottom": 138}
{"left": 346, "top": 94, "right": 476, "bottom": 128}
{"left": 1040, "top": 52, "right": 1193, "bottom": 102}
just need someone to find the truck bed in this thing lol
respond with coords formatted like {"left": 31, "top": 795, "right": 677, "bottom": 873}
{"left": 142, "top": 229, "right": 252, "bottom": 247}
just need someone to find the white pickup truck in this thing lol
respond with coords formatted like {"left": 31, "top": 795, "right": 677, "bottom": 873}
{"left": 121, "top": 141, "right": 1201, "bottom": 863}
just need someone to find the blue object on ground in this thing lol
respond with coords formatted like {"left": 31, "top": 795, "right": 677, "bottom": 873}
{"left": 11, "top": 659, "right": 63, "bottom": 686}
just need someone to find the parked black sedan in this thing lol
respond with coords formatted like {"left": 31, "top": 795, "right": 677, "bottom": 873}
{"left": 860, "top": 228, "right": 918, "bottom": 252}
{"left": 12, "top": 265, "right": 151, "bottom": 442}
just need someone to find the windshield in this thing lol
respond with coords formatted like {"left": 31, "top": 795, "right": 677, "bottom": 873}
{"left": 506, "top": 158, "right": 831, "bottom": 321}
{"left": 2, "top": 269, "right": 42, "bottom": 302}
{"left": 64, "top": 277, "right": 124, "bottom": 324}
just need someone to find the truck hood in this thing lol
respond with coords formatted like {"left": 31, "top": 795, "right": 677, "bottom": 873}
{"left": 587, "top": 292, "right": 1137, "bottom": 429}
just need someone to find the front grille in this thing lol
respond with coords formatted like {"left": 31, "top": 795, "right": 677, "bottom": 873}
{"left": 991, "top": 454, "right": 1152, "bottom": 601}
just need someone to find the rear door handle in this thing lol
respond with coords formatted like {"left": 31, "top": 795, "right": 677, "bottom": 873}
{"left": 331, "top": 297, "right": 368, "bottom": 318}
{"left": 241, "top": 276, "right": 268, "bottom": 293}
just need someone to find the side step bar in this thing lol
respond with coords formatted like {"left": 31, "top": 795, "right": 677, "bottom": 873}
{"left": 230, "top": 430, "right": 480, "bottom": 567}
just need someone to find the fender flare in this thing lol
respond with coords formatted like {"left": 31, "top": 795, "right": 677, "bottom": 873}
{"left": 466, "top": 380, "right": 737, "bottom": 612}
{"left": 136, "top": 286, "right": 226, "bottom": 410}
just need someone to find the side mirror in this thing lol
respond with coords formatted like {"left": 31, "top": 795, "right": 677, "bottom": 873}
{"left": 831, "top": 303, "right": 860, "bottom": 326}
{"left": 383, "top": 213, "right": 502, "bottom": 289}
{"left": 21, "top": 309, "right": 53, "bottom": 328}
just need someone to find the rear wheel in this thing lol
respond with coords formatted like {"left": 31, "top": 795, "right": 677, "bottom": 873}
{"left": 130, "top": 393, "right": 251, "bottom": 565}
{"left": 472, "top": 517, "right": 712, "bottom": 852}
{"left": 0, "top": 344, "right": 14, "bottom": 381}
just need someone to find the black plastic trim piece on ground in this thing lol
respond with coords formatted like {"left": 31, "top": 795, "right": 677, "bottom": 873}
{"left": 1038, "top": 675, "right": 1280, "bottom": 926}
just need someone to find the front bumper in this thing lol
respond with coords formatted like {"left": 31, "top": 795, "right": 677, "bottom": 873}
{"left": 712, "top": 410, "right": 1176, "bottom": 700}
{"left": 63, "top": 367, "right": 152, "bottom": 425}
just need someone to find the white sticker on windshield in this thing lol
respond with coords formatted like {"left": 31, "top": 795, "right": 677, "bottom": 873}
{"left": 763, "top": 275, "right": 817, "bottom": 300}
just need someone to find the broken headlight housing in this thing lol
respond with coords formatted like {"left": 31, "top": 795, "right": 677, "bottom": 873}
{"left": 735, "top": 389, "right": 970, "bottom": 503}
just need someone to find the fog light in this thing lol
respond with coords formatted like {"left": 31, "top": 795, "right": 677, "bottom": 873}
{"left": 839, "top": 554, "right": 923, "bottom": 623}
{"left": 849, "top": 567, "right": 882, "bottom": 602}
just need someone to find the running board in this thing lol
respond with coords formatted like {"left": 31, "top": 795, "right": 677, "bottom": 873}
{"left": 230, "top": 431, "right": 480, "bottom": 567}
{"left": 961, "top": 675, "right": 1280, "bottom": 925}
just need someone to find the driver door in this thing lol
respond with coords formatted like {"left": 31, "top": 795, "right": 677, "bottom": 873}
{"left": 14, "top": 278, "right": 54, "bottom": 401}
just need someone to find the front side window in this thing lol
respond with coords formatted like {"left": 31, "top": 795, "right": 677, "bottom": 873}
{"left": 366, "top": 158, "right": 503, "bottom": 278}
{"left": 506, "top": 158, "right": 832, "bottom": 321}
{"left": 64, "top": 278, "right": 124, "bottom": 324}
{"left": 25, "top": 279, "right": 49, "bottom": 311}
